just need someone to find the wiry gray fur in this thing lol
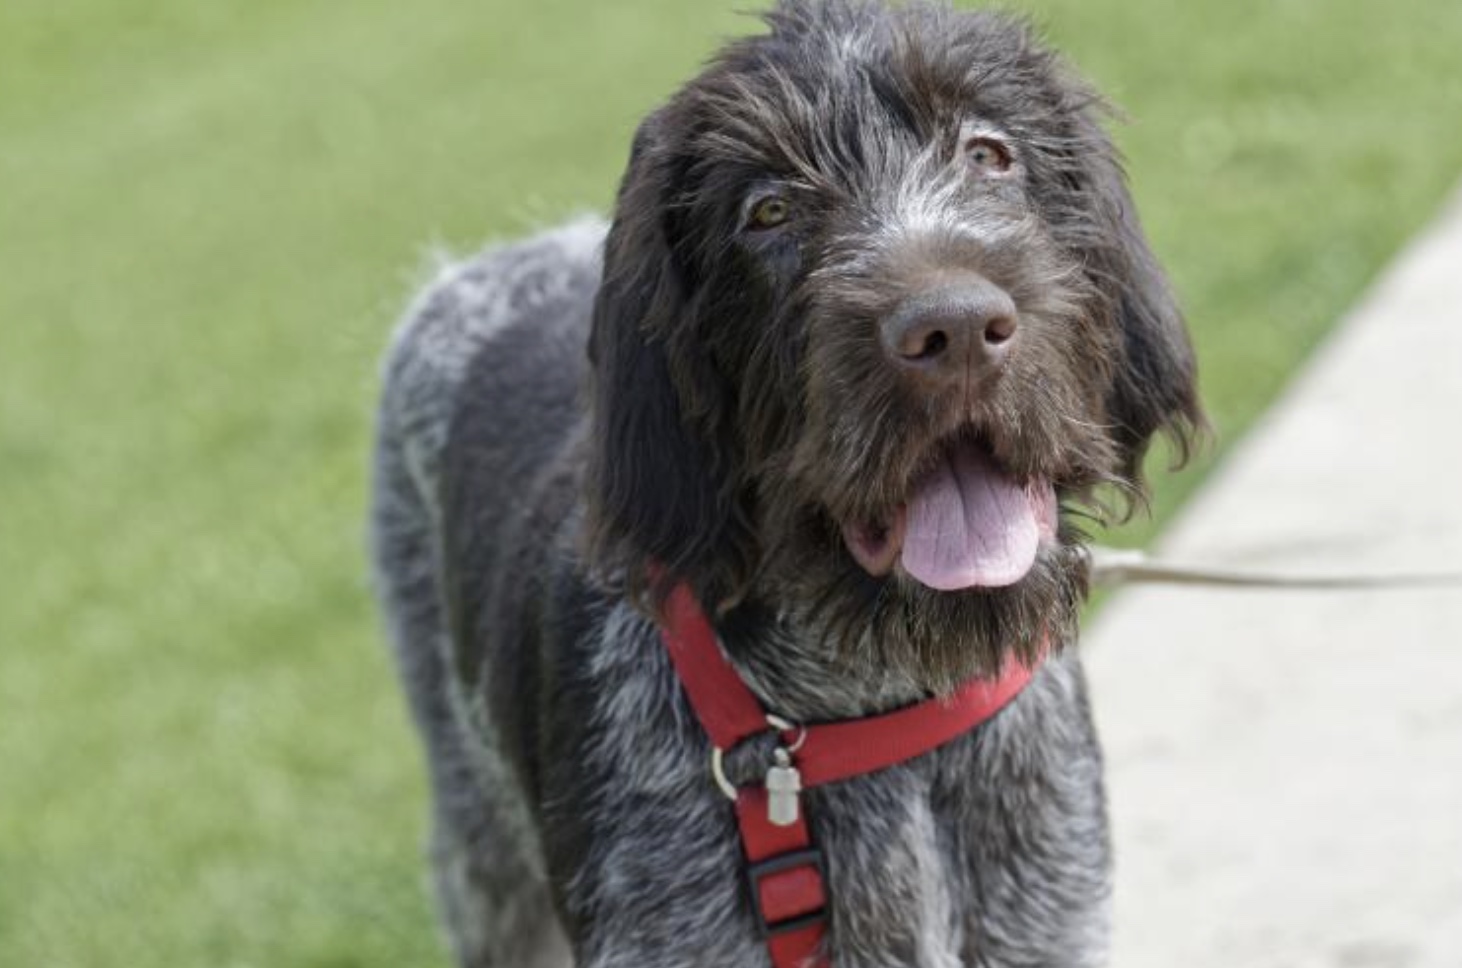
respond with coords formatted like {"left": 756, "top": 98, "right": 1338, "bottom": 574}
{"left": 370, "top": 2, "right": 1201, "bottom": 965}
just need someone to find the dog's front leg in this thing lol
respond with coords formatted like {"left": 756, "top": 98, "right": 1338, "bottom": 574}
{"left": 553, "top": 798, "right": 773, "bottom": 968}
{"left": 952, "top": 651, "right": 1113, "bottom": 968}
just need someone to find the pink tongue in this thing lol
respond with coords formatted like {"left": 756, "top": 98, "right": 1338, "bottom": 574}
{"left": 900, "top": 442, "right": 1039, "bottom": 591}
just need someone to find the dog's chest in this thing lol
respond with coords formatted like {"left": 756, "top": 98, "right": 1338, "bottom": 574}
{"left": 568, "top": 611, "right": 986, "bottom": 967}
{"left": 812, "top": 767, "right": 971, "bottom": 967}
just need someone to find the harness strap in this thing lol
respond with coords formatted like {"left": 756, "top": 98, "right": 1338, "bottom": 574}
{"left": 658, "top": 582, "right": 1043, "bottom": 968}
{"left": 737, "top": 788, "right": 828, "bottom": 967}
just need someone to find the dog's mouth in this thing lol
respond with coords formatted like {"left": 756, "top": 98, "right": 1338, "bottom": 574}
{"left": 840, "top": 436, "right": 1058, "bottom": 591}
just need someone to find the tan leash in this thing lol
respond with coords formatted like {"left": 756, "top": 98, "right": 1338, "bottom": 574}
{"left": 1085, "top": 546, "right": 1462, "bottom": 591}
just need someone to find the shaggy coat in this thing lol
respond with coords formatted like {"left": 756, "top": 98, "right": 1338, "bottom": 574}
{"left": 371, "top": 2, "right": 1201, "bottom": 966}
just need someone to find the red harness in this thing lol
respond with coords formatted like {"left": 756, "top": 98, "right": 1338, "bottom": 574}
{"left": 657, "top": 582, "right": 1044, "bottom": 968}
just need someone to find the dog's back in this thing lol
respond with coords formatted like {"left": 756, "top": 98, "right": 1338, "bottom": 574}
{"left": 375, "top": 217, "right": 604, "bottom": 530}
{"left": 371, "top": 218, "right": 605, "bottom": 968}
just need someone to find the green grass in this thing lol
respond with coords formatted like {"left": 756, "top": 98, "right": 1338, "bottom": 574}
{"left": 2, "top": 1, "right": 1460, "bottom": 964}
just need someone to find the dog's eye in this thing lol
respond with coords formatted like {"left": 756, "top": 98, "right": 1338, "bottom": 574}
{"left": 965, "top": 137, "right": 1013, "bottom": 173}
{"left": 747, "top": 195, "right": 792, "bottom": 230}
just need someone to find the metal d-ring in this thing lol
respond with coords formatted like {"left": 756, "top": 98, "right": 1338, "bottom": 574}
{"left": 710, "top": 714, "right": 807, "bottom": 802}
{"left": 766, "top": 714, "right": 807, "bottom": 753}
{"left": 710, "top": 747, "right": 737, "bottom": 800}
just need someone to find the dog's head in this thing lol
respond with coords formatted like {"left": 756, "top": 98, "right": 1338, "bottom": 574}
{"left": 586, "top": 0, "right": 1202, "bottom": 687}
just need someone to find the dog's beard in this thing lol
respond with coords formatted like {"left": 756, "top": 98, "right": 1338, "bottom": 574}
{"left": 742, "top": 385, "right": 1104, "bottom": 698}
{"left": 754, "top": 509, "right": 1087, "bottom": 697}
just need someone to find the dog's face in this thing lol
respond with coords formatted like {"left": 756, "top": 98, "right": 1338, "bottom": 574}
{"left": 587, "top": 0, "right": 1202, "bottom": 688}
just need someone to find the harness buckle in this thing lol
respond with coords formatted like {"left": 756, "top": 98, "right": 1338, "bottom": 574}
{"left": 744, "top": 847, "right": 827, "bottom": 939}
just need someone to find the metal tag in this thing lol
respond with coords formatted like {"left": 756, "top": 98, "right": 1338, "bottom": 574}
{"left": 765, "top": 747, "right": 803, "bottom": 827}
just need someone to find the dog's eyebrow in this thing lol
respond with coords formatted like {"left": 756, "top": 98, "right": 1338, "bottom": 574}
{"left": 959, "top": 120, "right": 1015, "bottom": 146}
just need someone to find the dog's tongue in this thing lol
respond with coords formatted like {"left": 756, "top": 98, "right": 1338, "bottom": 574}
{"left": 901, "top": 442, "right": 1040, "bottom": 591}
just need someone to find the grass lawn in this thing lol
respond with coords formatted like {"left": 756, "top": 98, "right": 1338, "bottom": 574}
{"left": 2, "top": 1, "right": 1460, "bottom": 964}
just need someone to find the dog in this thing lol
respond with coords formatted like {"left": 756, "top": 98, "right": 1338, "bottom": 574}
{"left": 370, "top": 1, "right": 1201, "bottom": 965}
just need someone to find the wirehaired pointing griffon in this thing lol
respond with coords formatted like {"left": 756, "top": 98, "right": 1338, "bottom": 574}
{"left": 370, "top": 1, "right": 1201, "bottom": 965}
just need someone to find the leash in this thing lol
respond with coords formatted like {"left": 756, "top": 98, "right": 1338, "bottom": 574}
{"left": 658, "top": 582, "right": 1043, "bottom": 968}
{"left": 1085, "top": 546, "right": 1462, "bottom": 591}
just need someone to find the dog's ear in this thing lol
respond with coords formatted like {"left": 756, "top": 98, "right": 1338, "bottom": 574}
{"left": 585, "top": 112, "right": 755, "bottom": 609}
{"left": 1069, "top": 115, "right": 1206, "bottom": 496}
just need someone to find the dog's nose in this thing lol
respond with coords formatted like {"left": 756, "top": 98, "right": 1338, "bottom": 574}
{"left": 881, "top": 281, "right": 1017, "bottom": 381}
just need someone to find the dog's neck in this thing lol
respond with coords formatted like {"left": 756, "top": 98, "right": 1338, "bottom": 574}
{"left": 714, "top": 601, "right": 958, "bottom": 722}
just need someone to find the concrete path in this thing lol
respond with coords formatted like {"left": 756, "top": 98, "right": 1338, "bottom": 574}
{"left": 1087, "top": 183, "right": 1462, "bottom": 968}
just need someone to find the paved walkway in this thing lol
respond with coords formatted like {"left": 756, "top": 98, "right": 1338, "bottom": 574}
{"left": 1087, "top": 183, "right": 1462, "bottom": 968}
